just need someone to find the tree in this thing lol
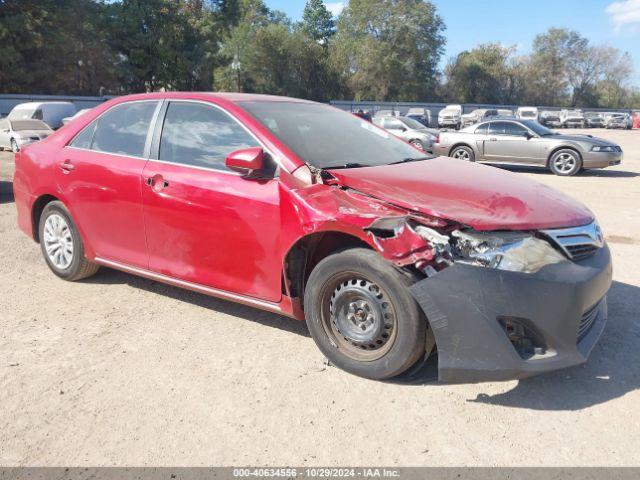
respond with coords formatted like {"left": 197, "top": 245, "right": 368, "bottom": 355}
{"left": 444, "top": 44, "right": 521, "bottom": 104}
{"left": 330, "top": 0, "right": 445, "bottom": 101}
{"left": 301, "top": 0, "right": 335, "bottom": 44}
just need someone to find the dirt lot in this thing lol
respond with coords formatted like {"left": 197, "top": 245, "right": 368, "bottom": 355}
{"left": 1, "top": 128, "right": 639, "bottom": 466}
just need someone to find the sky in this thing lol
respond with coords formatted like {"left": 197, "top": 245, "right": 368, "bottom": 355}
{"left": 265, "top": 0, "right": 640, "bottom": 82}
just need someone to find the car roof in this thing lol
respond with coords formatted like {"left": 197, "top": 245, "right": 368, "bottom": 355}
{"left": 106, "top": 92, "right": 315, "bottom": 105}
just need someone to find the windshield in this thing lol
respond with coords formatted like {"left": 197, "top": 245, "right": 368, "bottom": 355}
{"left": 520, "top": 120, "right": 556, "bottom": 136}
{"left": 239, "top": 102, "right": 429, "bottom": 169}
{"left": 11, "top": 120, "right": 51, "bottom": 131}
{"left": 399, "top": 117, "right": 426, "bottom": 130}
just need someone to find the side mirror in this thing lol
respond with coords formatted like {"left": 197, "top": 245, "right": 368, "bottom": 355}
{"left": 524, "top": 132, "right": 533, "bottom": 140}
{"left": 225, "top": 147, "right": 265, "bottom": 176}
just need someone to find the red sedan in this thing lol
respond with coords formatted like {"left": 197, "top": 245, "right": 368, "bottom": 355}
{"left": 13, "top": 93, "right": 612, "bottom": 383}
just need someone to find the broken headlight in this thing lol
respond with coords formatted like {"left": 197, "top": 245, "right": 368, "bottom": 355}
{"left": 450, "top": 230, "right": 567, "bottom": 274}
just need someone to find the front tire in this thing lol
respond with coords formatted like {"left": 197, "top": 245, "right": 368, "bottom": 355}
{"left": 450, "top": 145, "right": 475, "bottom": 162}
{"left": 549, "top": 149, "right": 582, "bottom": 176}
{"left": 410, "top": 139, "right": 425, "bottom": 151}
{"left": 304, "top": 248, "right": 427, "bottom": 380}
{"left": 39, "top": 201, "right": 100, "bottom": 281}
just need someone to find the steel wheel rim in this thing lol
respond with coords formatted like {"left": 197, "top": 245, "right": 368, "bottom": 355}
{"left": 322, "top": 275, "right": 397, "bottom": 362}
{"left": 43, "top": 213, "right": 74, "bottom": 270}
{"left": 553, "top": 152, "right": 576, "bottom": 173}
{"left": 453, "top": 148, "right": 470, "bottom": 160}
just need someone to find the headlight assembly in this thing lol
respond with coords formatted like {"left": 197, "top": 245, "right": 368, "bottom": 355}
{"left": 591, "top": 145, "right": 616, "bottom": 152}
{"left": 450, "top": 230, "right": 567, "bottom": 274}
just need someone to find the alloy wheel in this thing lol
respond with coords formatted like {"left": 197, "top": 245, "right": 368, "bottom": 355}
{"left": 553, "top": 152, "right": 577, "bottom": 174}
{"left": 452, "top": 148, "right": 470, "bottom": 160}
{"left": 43, "top": 213, "right": 74, "bottom": 270}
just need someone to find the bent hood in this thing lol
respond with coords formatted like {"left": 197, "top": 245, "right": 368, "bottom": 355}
{"left": 327, "top": 157, "right": 594, "bottom": 231}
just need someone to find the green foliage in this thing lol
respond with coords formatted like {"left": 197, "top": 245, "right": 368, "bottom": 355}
{"left": 301, "top": 0, "right": 335, "bottom": 44}
{"left": 330, "top": 0, "right": 445, "bottom": 101}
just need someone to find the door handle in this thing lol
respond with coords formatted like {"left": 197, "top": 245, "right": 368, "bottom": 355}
{"left": 488, "top": 137, "right": 497, "bottom": 141}
{"left": 59, "top": 160, "right": 75, "bottom": 172}
{"left": 145, "top": 175, "right": 169, "bottom": 191}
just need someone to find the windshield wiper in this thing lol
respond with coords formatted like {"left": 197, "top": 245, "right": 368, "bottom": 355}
{"left": 388, "top": 156, "right": 432, "bottom": 165}
{"left": 324, "top": 162, "right": 369, "bottom": 170}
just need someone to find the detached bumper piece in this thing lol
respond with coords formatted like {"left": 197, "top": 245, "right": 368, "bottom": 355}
{"left": 410, "top": 245, "right": 612, "bottom": 384}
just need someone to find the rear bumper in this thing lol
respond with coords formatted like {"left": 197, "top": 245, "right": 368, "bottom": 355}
{"left": 409, "top": 244, "right": 612, "bottom": 384}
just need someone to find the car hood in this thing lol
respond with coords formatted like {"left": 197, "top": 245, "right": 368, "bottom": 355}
{"left": 15, "top": 129, "right": 51, "bottom": 138}
{"left": 546, "top": 134, "right": 616, "bottom": 146}
{"left": 327, "top": 157, "right": 594, "bottom": 231}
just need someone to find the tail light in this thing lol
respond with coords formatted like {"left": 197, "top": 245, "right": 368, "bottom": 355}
{"left": 434, "top": 133, "right": 440, "bottom": 144}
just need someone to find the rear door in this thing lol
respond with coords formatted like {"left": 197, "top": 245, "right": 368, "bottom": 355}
{"left": 141, "top": 100, "right": 283, "bottom": 302}
{"left": 56, "top": 100, "right": 161, "bottom": 268}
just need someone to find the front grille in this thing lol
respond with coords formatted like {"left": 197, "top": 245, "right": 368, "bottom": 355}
{"left": 542, "top": 221, "right": 604, "bottom": 261}
{"left": 578, "top": 300, "right": 601, "bottom": 341}
{"left": 566, "top": 244, "right": 599, "bottom": 260}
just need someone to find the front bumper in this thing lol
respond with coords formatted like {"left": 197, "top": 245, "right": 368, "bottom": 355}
{"left": 583, "top": 150, "right": 623, "bottom": 168}
{"left": 410, "top": 244, "right": 612, "bottom": 384}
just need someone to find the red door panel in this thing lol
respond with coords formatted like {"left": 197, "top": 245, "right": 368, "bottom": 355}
{"left": 56, "top": 147, "right": 149, "bottom": 268}
{"left": 141, "top": 161, "right": 282, "bottom": 302}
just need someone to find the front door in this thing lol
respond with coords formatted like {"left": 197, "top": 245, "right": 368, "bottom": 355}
{"left": 483, "top": 121, "right": 543, "bottom": 164}
{"left": 55, "top": 100, "right": 160, "bottom": 268}
{"left": 141, "top": 101, "right": 283, "bottom": 302}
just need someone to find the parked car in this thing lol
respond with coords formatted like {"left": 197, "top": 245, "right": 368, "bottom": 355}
{"left": 372, "top": 115, "right": 437, "bottom": 152}
{"left": 515, "top": 107, "right": 538, "bottom": 121}
{"left": 539, "top": 111, "right": 562, "bottom": 128}
{"left": 8, "top": 102, "right": 76, "bottom": 130}
{"left": 433, "top": 118, "right": 622, "bottom": 176}
{"left": 62, "top": 108, "right": 92, "bottom": 126}
{"left": 584, "top": 112, "right": 606, "bottom": 128}
{"left": 405, "top": 107, "right": 432, "bottom": 127}
{"left": 14, "top": 92, "right": 613, "bottom": 383}
{"left": 497, "top": 108, "right": 514, "bottom": 117}
{"left": 461, "top": 109, "right": 499, "bottom": 127}
{"left": 373, "top": 109, "right": 397, "bottom": 118}
{"left": 0, "top": 117, "right": 52, "bottom": 152}
{"left": 560, "top": 109, "right": 585, "bottom": 128}
{"left": 606, "top": 114, "right": 629, "bottom": 129}
{"left": 438, "top": 104, "right": 462, "bottom": 129}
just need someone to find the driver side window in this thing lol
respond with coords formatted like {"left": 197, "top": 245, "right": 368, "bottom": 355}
{"left": 504, "top": 123, "right": 528, "bottom": 137}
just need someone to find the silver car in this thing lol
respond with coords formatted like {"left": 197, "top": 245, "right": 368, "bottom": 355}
{"left": 433, "top": 118, "right": 623, "bottom": 176}
{"left": 0, "top": 118, "right": 52, "bottom": 153}
{"left": 372, "top": 115, "right": 437, "bottom": 152}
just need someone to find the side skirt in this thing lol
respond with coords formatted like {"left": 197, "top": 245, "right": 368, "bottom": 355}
{"left": 93, "top": 256, "right": 297, "bottom": 318}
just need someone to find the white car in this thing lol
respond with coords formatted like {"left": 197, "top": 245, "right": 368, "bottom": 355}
{"left": 62, "top": 108, "right": 92, "bottom": 126}
{"left": 438, "top": 104, "right": 462, "bottom": 129}
{"left": 8, "top": 101, "right": 76, "bottom": 130}
{"left": 516, "top": 107, "right": 539, "bottom": 121}
{"left": 0, "top": 117, "right": 52, "bottom": 152}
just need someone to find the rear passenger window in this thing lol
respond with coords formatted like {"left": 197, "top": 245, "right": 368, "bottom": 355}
{"left": 91, "top": 101, "right": 158, "bottom": 157}
{"left": 488, "top": 122, "right": 508, "bottom": 135}
{"left": 475, "top": 123, "right": 489, "bottom": 135}
{"left": 34, "top": 109, "right": 43, "bottom": 120}
{"left": 159, "top": 102, "right": 259, "bottom": 171}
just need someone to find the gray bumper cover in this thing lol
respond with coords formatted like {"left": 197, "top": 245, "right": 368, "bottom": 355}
{"left": 410, "top": 244, "right": 612, "bottom": 384}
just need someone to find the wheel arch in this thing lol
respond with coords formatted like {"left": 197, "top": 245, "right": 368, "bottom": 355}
{"left": 546, "top": 145, "right": 583, "bottom": 167}
{"left": 448, "top": 143, "right": 474, "bottom": 157}
{"left": 282, "top": 231, "right": 372, "bottom": 300}
{"left": 31, "top": 194, "right": 61, "bottom": 242}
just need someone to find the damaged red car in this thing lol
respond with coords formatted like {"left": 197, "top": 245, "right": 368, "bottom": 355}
{"left": 14, "top": 93, "right": 612, "bottom": 383}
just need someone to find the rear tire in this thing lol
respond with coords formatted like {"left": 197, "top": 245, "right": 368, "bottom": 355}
{"left": 38, "top": 201, "right": 100, "bottom": 281}
{"left": 304, "top": 248, "right": 427, "bottom": 380}
{"left": 450, "top": 145, "right": 475, "bottom": 162}
{"left": 549, "top": 149, "right": 582, "bottom": 176}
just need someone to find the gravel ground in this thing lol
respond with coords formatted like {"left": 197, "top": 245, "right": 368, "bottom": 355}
{"left": 0, "top": 128, "right": 639, "bottom": 466}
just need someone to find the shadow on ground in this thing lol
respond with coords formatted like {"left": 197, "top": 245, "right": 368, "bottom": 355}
{"left": 494, "top": 165, "right": 639, "bottom": 178}
{"left": 0, "top": 180, "right": 14, "bottom": 204}
{"left": 85, "top": 268, "right": 639, "bottom": 410}
{"left": 85, "top": 266, "right": 311, "bottom": 338}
